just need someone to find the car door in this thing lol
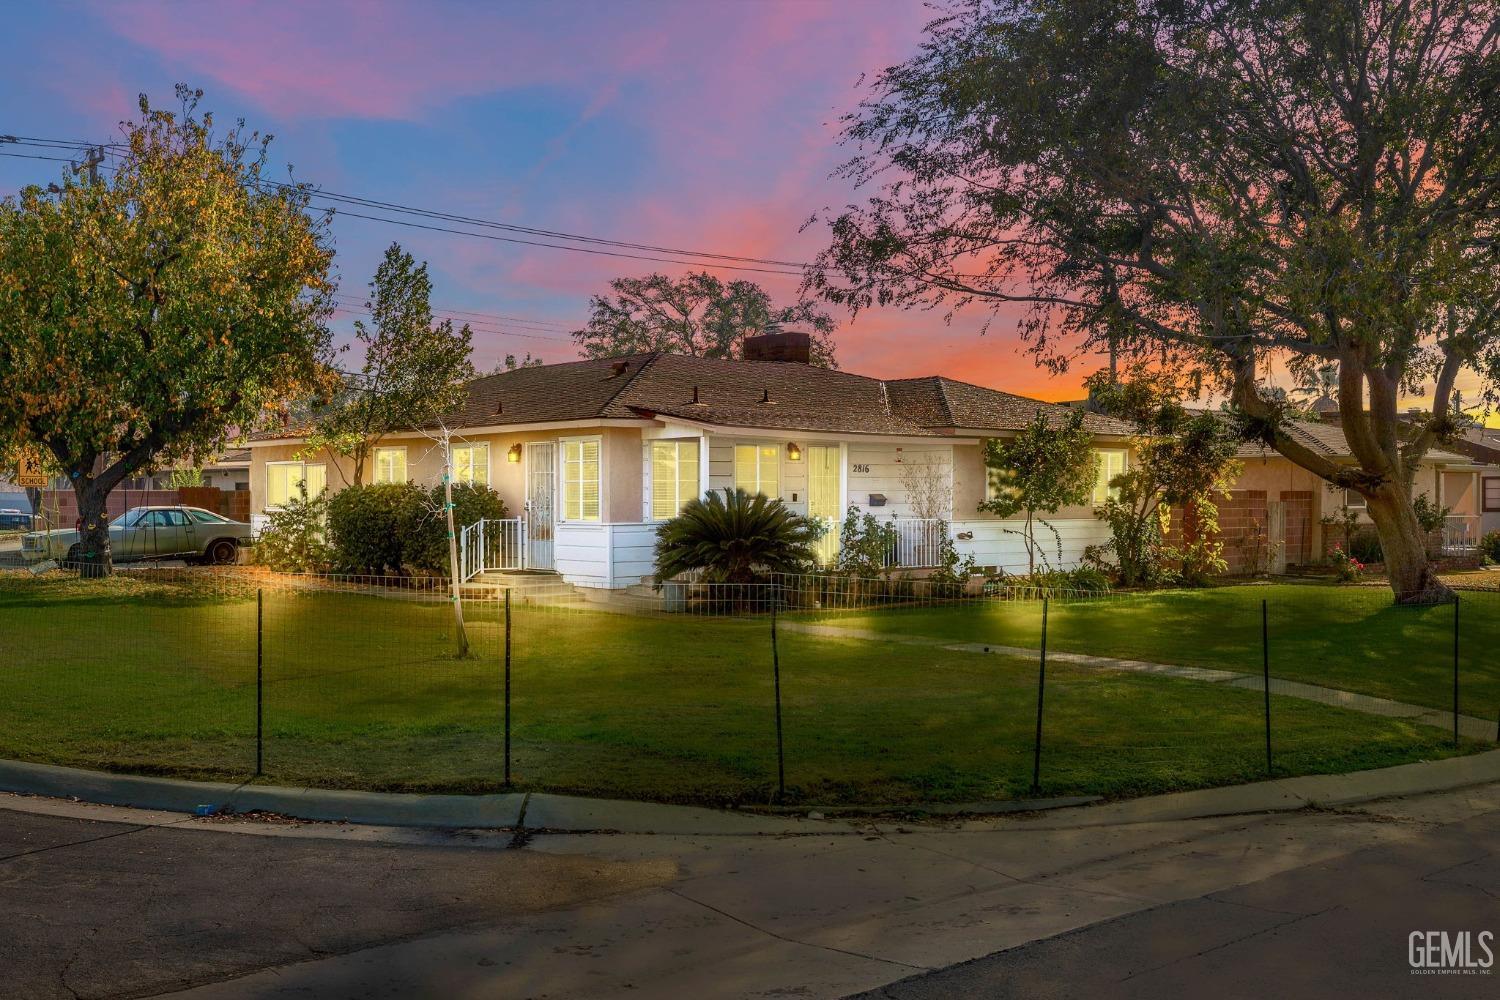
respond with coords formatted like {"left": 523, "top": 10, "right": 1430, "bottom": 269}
{"left": 154, "top": 509, "right": 192, "bottom": 556}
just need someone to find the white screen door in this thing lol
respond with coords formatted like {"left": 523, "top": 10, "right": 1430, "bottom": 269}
{"left": 525, "top": 442, "right": 556, "bottom": 570}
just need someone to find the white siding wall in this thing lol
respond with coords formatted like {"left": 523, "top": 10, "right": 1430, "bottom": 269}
{"left": 610, "top": 522, "right": 658, "bottom": 587}
{"left": 950, "top": 517, "right": 1110, "bottom": 574}
{"left": 707, "top": 435, "right": 955, "bottom": 520}
{"left": 553, "top": 523, "right": 611, "bottom": 588}
{"left": 845, "top": 443, "right": 953, "bottom": 519}
{"left": 553, "top": 522, "right": 658, "bottom": 589}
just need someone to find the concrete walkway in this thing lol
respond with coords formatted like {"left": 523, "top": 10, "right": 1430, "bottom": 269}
{"left": 782, "top": 621, "right": 1499, "bottom": 741}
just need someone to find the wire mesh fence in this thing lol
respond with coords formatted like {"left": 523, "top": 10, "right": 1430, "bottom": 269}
{"left": 0, "top": 564, "right": 1494, "bottom": 808}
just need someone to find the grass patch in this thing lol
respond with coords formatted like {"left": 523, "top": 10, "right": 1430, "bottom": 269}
{"left": 0, "top": 573, "right": 1484, "bottom": 805}
{"left": 801, "top": 582, "right": 1500, "bottom": 717}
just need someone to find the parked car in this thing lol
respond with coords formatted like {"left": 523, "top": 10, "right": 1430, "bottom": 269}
{"left": 0, "top": 509, "right": 33, "bottom": 531}
{"left": 21, "top": 506, "right": 254, "bottom": 564}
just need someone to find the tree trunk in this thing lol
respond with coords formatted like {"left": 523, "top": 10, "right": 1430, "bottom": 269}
{"left": 443, "top": 463, "right": 470, "bottom": 659}
{"left": 1365, "top": 483, "right": 1451, "bottom": 604}
{"left": 72, "top": 481, "right": 113, "bottom": 577}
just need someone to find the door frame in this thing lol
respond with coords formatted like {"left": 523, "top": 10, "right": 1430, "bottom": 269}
{"left": 524, "top": 441, "right": 557, "bottom": 570}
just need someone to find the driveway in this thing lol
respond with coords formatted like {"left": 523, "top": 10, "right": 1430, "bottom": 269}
{"left": 1, "top": 779, "right": 1497, "bottom": 998}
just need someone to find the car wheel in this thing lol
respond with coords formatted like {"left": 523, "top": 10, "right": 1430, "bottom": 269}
{"left": 66, "top": 543, "right": 82, "bottom": 566}
{"left": 207, "top": 539, "right": 238, "bottom": 565}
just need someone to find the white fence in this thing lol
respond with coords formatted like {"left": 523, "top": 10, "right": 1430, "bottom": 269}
{"left": 886, "top": 517, "right": 947, "bottom": 568}
{"left": 1442, "top": 515, "right": 1480, "bottom": 554}
{"left": 459, "top": 517, "right": 527, "bottom": 581}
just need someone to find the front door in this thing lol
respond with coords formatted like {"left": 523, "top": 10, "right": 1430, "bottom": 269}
{"left": 525, "top": 442, "right": 556, "bottom": 570}
{"left": 807, "top": 445, "right": 841, "bottom": 565}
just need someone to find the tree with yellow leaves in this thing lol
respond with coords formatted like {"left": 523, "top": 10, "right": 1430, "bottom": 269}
{"left": 0, "top": 86, "right": 336, "bottom": 574}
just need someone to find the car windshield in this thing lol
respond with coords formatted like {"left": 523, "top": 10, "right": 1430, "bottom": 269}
{"left": 117, "top": 508, "right": 149, "bottom": 528}
{"left": 187, "top": 509, "right": 231, "bottom": 524}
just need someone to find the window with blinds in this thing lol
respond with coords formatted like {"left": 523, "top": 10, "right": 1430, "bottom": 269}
{"left": 650, "top": 440, "right": 700, "bottom": 520}
{"left": 1091, "top": 449, "right": 1128, "bottom": 505}
{"left": 452, "top": 443, "right": 490, "bottom": 486}
{"left": 734, "top": 443, "right": 780, "bottom": 498}
{"left": 561, "top": 439, "right": 601, "bottom": 521}
{"left": 266, "top": 462, "right": 326, "bottom": 507}
{"left": 373, "top": 446, "right": 407, "bottom": 484}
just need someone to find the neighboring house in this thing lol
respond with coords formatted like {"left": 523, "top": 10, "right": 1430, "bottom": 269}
{"left": 123, "top": 449, "right": 252, "bottom": 492}
{"left": 1431, "top": 425, "right": 1500, "bottom": 539}
{"left": 248, "top": 333, "right": 1136, "bottom": 587}
{"left": 1222, "top": 419, "right": 1480, "bottom": 572}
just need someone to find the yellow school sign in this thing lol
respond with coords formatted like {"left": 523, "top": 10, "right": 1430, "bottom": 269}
{"left": 13, "top": 451, "right": 48, "bottom": 489}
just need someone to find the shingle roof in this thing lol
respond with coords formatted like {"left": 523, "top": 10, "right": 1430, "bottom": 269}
{"left": 440, "top": 353, "right": 1134, "bottom": 438}
{"left": 1236, "top": 419, "right": 1470, "bottom": 464}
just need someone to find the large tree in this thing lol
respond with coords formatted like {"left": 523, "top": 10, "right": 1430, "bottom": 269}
{"left": 573, "top": 271, "right": 839, "bottom": 367}
{"left": 307, "top": 243, "right": 475, "bottom": 484}
{"left": 0, "top": 87, "right": 335, "bottom": 574}
{"left": 808, "top": 0, "right": 1500, "bottom": 602}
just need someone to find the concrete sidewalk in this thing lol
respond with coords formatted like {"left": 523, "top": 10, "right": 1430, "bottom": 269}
{"left": 3, "top": 750, "right": 1499, "bottom": 835}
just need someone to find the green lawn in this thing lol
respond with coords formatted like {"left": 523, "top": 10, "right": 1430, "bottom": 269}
{"left": 801, "top": 582, "right": 1500, "bottom": 718}
{"left": 0, "top": 572, "right": 1484, "bottom": 806}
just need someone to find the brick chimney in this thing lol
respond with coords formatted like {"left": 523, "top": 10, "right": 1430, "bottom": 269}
{"left": 743, "top": 329, "right": 812, "bottom": 364}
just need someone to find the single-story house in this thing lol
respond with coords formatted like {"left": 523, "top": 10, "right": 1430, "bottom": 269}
{"left": 1216, "top": 417, "right": 1482, "bottom": 572}
{"left": 248, "top": 333, "right": 1136, "bottom": 587}
{"left": 1431, "top": 425, "right": 1500, "bottom": 539}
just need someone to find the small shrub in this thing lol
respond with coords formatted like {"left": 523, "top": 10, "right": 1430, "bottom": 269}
{"left": 403, "top": 482, "right": 508, "bottom": 574}
{"left": 1347, "top": 526, "right": 1383, "bottom": 565}
{"left": 327, "top": 482, "right": 425, "bottom": 574}
{"left": 1480, "top": 530, "right": 1500, "bottom": 564}
{"left": 251, "top": 489, "right": 331, "bottom": 573}
{"left": 833, "top": 507, "right": 898, "bottom": 578}
{"left": 1328, "top": 545, "right": 1364, "bottom": 582}
{"left": 924, "top": 523, "right": 978, "bottom": 597}
{"left": 654, "top": 488, "right": 820, "bottom": 584}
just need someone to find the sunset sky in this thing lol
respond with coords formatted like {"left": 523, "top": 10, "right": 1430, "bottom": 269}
{"left": 0, "top": 1, "right": 1486, "bottom": 412}
{"left": 1, "top": 1, "right": 1073, "bottom": 394}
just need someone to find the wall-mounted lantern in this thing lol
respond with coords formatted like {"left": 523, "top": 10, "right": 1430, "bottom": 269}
{"left": 507, "top": 443, "right": 523, "bottom": 464}
{"left": 786, "top": 442, "right": 802, "bottom": 462}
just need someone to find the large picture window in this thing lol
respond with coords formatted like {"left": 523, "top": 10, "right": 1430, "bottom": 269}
{"left": 1484, "top": 478, "right": 1500, "bottom": 513}
{"left": 452, "top": 442, "right": 490, "bottom": 486}
{"left": 266, "top": 461, "right": 326, "bottom": 507}
{"left": 734, "top": 443, "right": 780, "bottom": 498}
{"left": 650, "top": 440, "right": 700, "bottom": 520}
{"left": 1092, "top": 449, "right": 1128, "bottom": 505}
{"left": 561, "top": 439, "right": 601, "bottom": 521}
{"left": 372, "top": 446, "right": 407, "bottom": 484}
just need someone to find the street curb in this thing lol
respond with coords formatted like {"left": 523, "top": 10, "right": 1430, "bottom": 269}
{"left": 1, "top": 751, "right": 1497, "bottom": 834}
{"left": 987, "top": 748, "right": 1500, "bottom": 830}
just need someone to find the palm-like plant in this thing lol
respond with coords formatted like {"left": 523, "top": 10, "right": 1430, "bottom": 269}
{"left": 654, "top": 488, "right": 821, "bottom": 584}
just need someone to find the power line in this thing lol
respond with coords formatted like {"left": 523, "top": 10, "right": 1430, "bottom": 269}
{"left": 326, "top": 206, "right": 807, "bottom": 277}
{"left": 3, "top": 132, "right": 817, "bottom": 275}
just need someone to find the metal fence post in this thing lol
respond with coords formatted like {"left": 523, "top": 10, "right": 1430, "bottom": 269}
{"left": 1452, "top": 595, "right": 1460, "bottom": 747}
{"left": 1030, "top": 598, "right": 1048, "bottom": 794}
{"left": 504, "top": 588, "right": 512, "bottom": 787}
{"left": 771, "top": 600, "right": 786, "bottom": 802}
{"left": 1262, "top": 598, "right": 1272, "bottom": 776}
{"left": 255, "top": 588, "right": 264, "bottom": 776}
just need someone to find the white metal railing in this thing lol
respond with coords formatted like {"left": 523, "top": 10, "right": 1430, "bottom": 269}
{"left": 459, "top": 517, "right": 527, "bottom": 581}
{"left": 1441, "top": 514, "right": 1480, "bottom": 554}
{"left": 886, "top": 517, "right": 949, "bottom": 568}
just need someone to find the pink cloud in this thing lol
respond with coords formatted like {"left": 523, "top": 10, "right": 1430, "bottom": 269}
{"left": 92, "top": 0, "right": 545, "bottom": 120}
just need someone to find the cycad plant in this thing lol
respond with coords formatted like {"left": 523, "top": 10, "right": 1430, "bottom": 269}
{"left": 654, "top": 488, "right": 821, "bottom": 584}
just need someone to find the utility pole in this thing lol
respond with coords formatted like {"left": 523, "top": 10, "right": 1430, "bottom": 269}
{"left": 72, "top": 146, "right": 106, "bottom": 185}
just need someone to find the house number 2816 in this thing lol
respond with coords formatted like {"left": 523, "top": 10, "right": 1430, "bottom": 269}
{"left": 851, "top": 463, "right": 871, "bottom": 473}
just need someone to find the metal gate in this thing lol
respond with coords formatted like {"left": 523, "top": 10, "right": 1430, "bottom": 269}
{"left": 526, "top": 442, "right": 556, "bottom": 571}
